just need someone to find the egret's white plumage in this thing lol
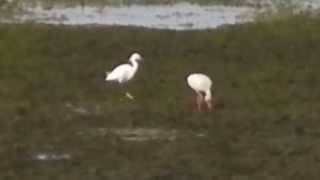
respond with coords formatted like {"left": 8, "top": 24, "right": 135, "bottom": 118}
{"left": 187, "top": 73, "right": 213, "bottom": 111}
{"left": 105, "top": 52, "right": 143, "bottom": 99}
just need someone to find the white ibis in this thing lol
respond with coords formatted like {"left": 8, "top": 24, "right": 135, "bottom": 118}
{"left": 105, "top": 52, "right": 143, "bottom": 99}
{"left": 187, "top": 73, "right": 213, "bottom": 112}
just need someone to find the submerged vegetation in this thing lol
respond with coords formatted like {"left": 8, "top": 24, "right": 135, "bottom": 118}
{"left": 1, "top": 15, "right": 320, "bottom": 179}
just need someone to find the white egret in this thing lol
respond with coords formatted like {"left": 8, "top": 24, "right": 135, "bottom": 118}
{"left": 105, "top": 52, "right": 143, "bottom": 99}
{"left": 187, "top": 73, "right": 213, "bottom": 112}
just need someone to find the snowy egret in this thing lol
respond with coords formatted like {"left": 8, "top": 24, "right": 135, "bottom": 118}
{"left": 105, "top": 52, "right": 143, "bottom": 99}
{"left": 187, "top": 73, "right": 213, "bottom": 112}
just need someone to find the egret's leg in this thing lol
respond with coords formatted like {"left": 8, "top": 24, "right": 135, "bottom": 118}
{"left": 119, "top": 82, "right": 134, "bottom": 100}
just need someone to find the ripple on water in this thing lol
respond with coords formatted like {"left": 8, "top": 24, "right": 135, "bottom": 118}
{"left": 34, "top": 152, "right": 71, "bottom": 161}
{"left": 77, "top": 127, "right": 207, "bottom": 142}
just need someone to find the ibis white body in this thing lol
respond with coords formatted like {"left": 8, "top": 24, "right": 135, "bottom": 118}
{"left": 187, "top": 73, "right": 213, "bottom": 111}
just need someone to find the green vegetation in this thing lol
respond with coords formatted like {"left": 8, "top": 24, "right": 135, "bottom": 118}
{"left": 1, "top": 16, "right": 320, "bottom": 179}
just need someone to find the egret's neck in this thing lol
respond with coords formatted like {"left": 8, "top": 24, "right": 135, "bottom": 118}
{"left": 130, "top": 59, "right": 139, "bottom": 71}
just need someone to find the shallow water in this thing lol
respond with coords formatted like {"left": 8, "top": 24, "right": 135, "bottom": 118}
{"left": 18, "top": 3, "right": 255, "bottom": 30}
{"left": 4, "top": 0, "right": 320, "bottom": 30}
{"left": 30, "top": 127, "right": 206, "bottom": 162}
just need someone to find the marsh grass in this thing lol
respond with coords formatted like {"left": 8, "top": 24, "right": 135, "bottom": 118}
{"left": 1, "top": 16, "right": 320, "bottom": 179}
